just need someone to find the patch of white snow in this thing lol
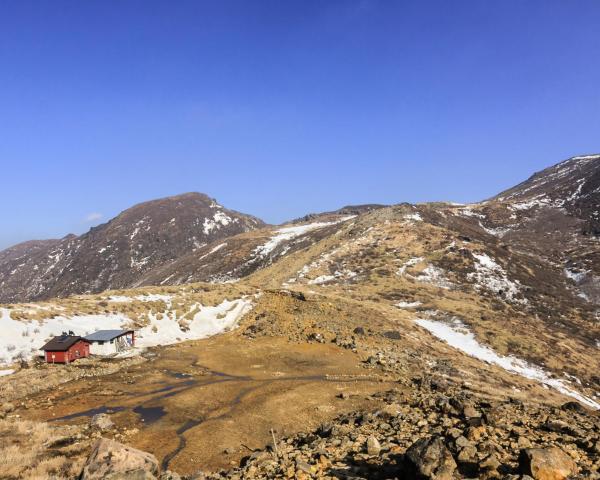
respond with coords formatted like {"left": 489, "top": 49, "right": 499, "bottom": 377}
{"left": 415, "top": 318, "right": 600, "bottom": 409}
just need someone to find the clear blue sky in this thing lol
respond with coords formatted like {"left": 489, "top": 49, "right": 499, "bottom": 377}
{"left": 1, "top": 1, "right": 599, "bottom": 249}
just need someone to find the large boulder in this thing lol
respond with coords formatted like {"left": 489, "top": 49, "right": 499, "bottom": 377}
{"left": 404, "top": 436, "right": 457, "bottom": 480}
{"left": 80, "top": 438, "right": 159, "bottom": 480}
{"left": 519, "top": 447, "right": 577, "bottom": 480}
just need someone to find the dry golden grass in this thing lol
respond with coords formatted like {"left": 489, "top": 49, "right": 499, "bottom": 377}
{"left": 245, "top": 208, "right": 600, "bottom": 392}
{"left": 0, "top": 418, "right": 86, "bottom": 479}
{"left": 0, "top": 356, "right": 146, "bottom": 403}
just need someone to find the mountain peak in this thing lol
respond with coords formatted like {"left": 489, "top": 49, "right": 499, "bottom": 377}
{"left": 494, "top": 153, "right": 600, "bottom": 204}
{"left": 0, "top": 192, "right": 265, "bottom": 303}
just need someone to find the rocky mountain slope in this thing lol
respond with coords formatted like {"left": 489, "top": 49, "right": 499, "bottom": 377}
{"left": 0, "top": 154, "right": 599, "bottom": 479}
{"left": 4, "top": 154, "right": 600, "bottom": 308}
{"left": 0, "top": 193, "right": 264, "bottom": 303}
{"left": 494, "top": 153, "right": 600, "bottom": 234}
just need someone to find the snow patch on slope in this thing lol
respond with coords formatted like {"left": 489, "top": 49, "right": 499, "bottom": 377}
{"left": 564, "top": 268, "right": 586, "bottom": 283}
{"left": 307, "top": 270, "right": 357, "bottom": 285}
{"left": 0, "top": 297, "right": 253, "bottom": 366}
{"left": 457, "top": 207, "right": 485, "bottom": 219}
{"left": 403, "top": 213, "right": 423, "bottom": 222}
{"left": 478, "top": 222, "right": 511, "bottom": 238}
{"left": 203, "top": 211, "right": 233, "bottom": 234}
{"left": 415, "top": 317, "right": 599, "bottom": 409}
{"left": 107, "top": 294, "right": 173, "bottom": 304}
{"left": 397, "top": 257, "right": 424, "bottom": 276}
{"left": 135, "top": 299, "right": 253, "bottom": 348}
{"left": 198, "top": 243, "right": 227, "bottom": 261}
{"left": 468, "top": 253, "right": 525, "bottom": 303}
{"left": 414, "top": 265, "right": 453, "bottom": 289}
{"left": 253, "top": 218, "right": 354, "bottom": 259}
{"left": 395, "top": 301, "right": 422, "bottom": 309}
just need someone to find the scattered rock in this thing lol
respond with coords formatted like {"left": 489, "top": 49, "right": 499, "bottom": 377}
{"left": 91, "top": 413, "right": 114, "bottom": 431}
{"left": 379, "top": 402, "right": 401, "bottom": 419}
{"left": 44, "top": 434, "right": 81, "bottom": 448}
{"left": 159, "top": 471, "right": 182, "bottom": 480}
{"left": 295, "top": 459, "right": 313, "bottom": 474}
{"left": 366, "top": 435, "right": 381, "bottom": 456}
{"left": 405, "top": 436, "right": 457, "bottom": 480}
{"left": 560, "top": 401, "right": 586, "bottom": 413}
{"left": 383, "top": 331, "right": 402, "bottom": 340}
{"left": 0, "top": 402, "right": 15, "bottom": 414}
{"left": 519, "top": 447, "right": 577, "bottom": 480}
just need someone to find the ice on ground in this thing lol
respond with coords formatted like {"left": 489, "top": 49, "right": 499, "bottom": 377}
{"left": 0, "top": 297, "right": 253, "bottom": 366}
{"left": 395, "top": 301, "right": 422, "bottom": 308}
{"left": 468, "top": 253, "right": 524, "bottom": 303}
{"left": 415, "top": 318, "right": 600, "bottom": 409}
{"left": 0, "top": 369, "right": 14, "bottom": 376}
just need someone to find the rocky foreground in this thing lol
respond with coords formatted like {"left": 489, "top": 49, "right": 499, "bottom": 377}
{"left": 76, "top": 379, "right": 599, "bottom": 480}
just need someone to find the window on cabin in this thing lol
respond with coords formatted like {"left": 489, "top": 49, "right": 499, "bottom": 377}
{"left": 98, "top": 341, "right": 104, "bottom": 345}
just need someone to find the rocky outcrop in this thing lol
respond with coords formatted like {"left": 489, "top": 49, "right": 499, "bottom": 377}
{"left": 80, "top": 438, "right": 159, "bottom": 480}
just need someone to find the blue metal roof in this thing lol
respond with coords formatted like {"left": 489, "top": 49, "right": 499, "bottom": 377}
{"left": 84, "top": 329, "right": 133, "bottom": 342}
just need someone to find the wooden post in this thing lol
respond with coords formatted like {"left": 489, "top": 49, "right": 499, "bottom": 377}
{"left": 270, "top": 428, "right": 279, "bottom": 458}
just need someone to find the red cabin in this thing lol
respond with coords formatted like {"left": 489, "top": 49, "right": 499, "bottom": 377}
{"left": 41, "top": 335, "right": 91, "bottom": 364}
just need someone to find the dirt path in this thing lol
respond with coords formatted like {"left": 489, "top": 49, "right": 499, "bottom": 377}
{"left": 23, "top": 334, "right": 397, "bottom": 474}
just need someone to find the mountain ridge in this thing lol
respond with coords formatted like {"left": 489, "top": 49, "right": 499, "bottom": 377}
{"left": 2, "top": 154, "right": 600, "bottom": 303}
{"left": 2, "top": 154, "right": 600, "bottom": 479}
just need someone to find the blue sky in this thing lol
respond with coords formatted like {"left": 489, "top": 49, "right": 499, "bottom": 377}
{"left": 1, "top": 1, "right": 599, "bottom": 249}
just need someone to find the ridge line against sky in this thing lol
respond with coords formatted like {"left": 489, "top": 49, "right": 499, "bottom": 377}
{"left": 1, "top": 0, "right": 599, "bottom": 249}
